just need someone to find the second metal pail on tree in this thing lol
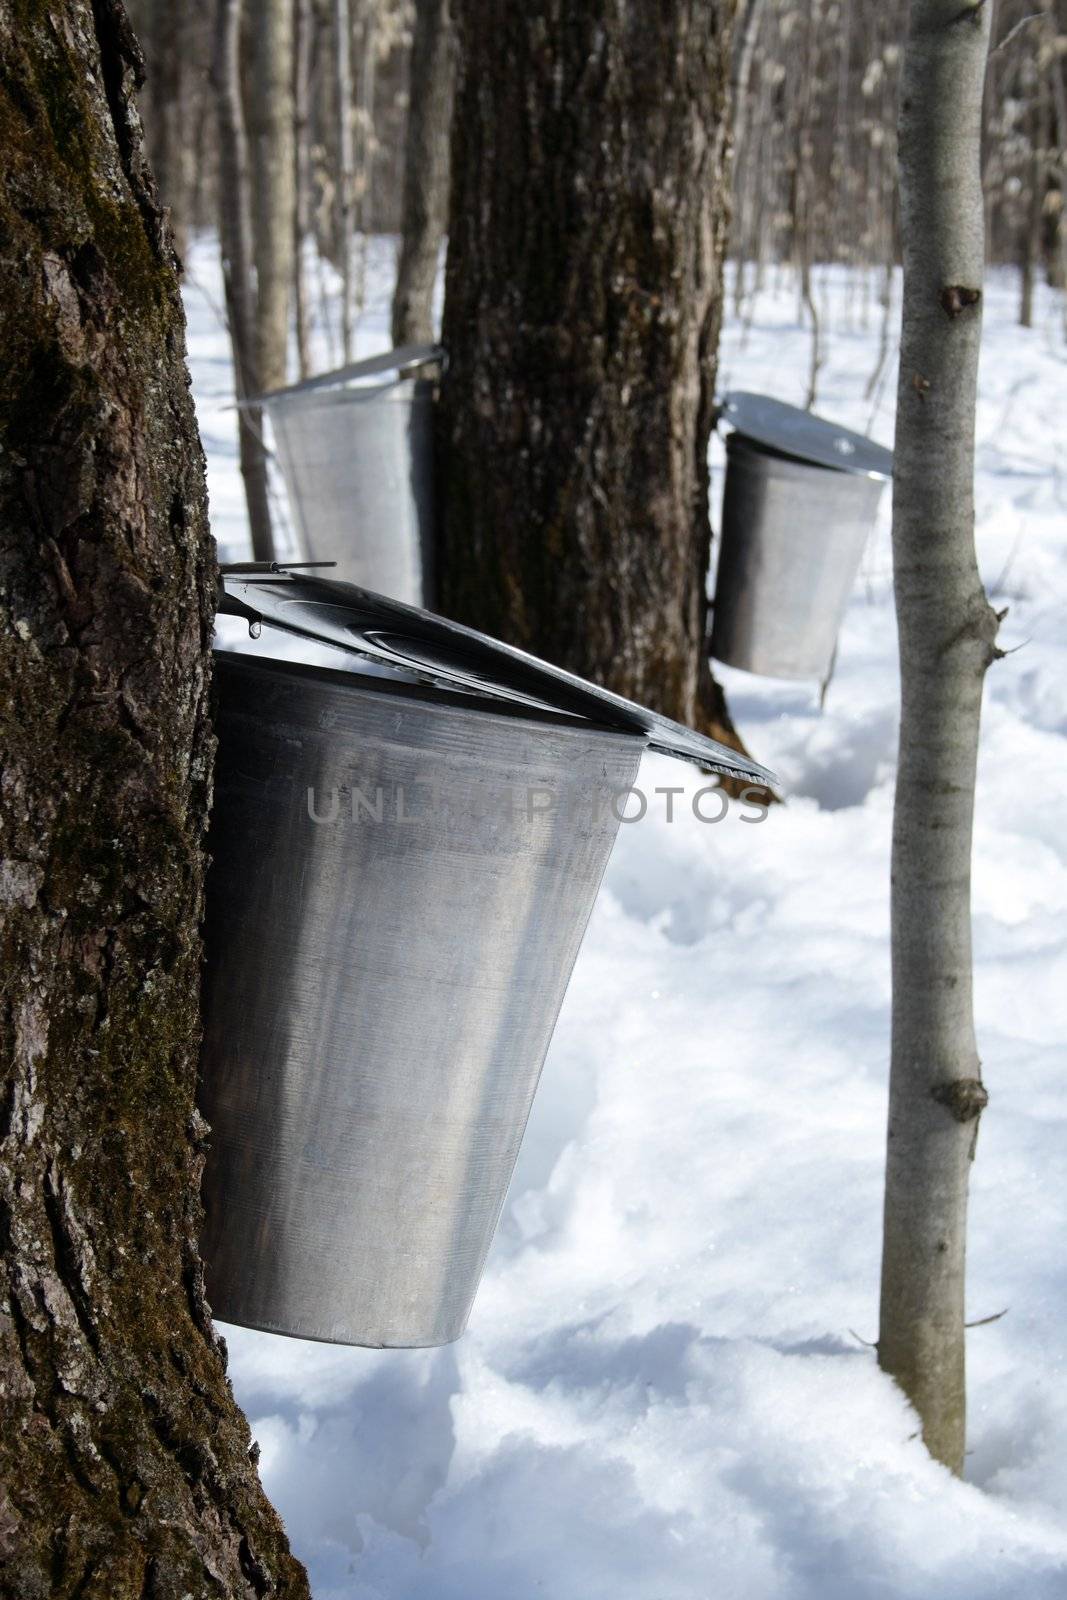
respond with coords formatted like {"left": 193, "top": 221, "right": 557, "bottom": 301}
{"left": 709, "top": 392, "right": 893, "bottom": 682}
{"left": 199, "top": 572, "right": 775, "bottom": 1350}
{"left": 255, "top": 345, "right": 442, "bottom": 607}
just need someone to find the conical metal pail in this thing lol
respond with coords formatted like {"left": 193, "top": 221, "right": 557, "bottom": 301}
{"left": 709, "top": 393, "right": 892, "bottom": 681}
{"left": 198, "top": 653, "right": 643, "bottom": 1348}
{"left": 259, "top": 346, "right": 440, "bottom": 607}
{"left": 199, "top": 570, "right": 775, "bottom": 1350}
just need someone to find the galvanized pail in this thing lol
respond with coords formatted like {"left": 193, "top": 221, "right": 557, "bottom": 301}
{"left": 709, "top": 392, "right": 892, "bottom": 682}
{"left": 257, "top": 345, "right": 441, "bottom": 607}
{"left": 199, "top": 573, "right": 774, "bottom": 1349}
{"left": 199, "top": 655, "right": 640, "bottom": 1347}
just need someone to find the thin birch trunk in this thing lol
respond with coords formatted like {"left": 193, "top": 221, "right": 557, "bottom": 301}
{"left": 334, "top": 0, "right": 355, "bottom": 359}
{"left": 392, "top": 0, "right": 455, "bottom": 345}
{"left": 1041, "top": 6, "right": 1067, "bottom": 323}
{"left": 878, "top": 0, "right": 999, "bottom": 1476}
{"left": 251, "top": 0, "right": 296, "bottom": 392}
{"left": 730, "top": 0, "right": 763, "bottom": 315}
{"left": 294, "top": 0, "right": 314, "bottom": 377}
{"left": 351, "top": 0, "right": 379, "bottom": 321}
{"left": 213, "top": 0, "right": 275, "bottom": 559}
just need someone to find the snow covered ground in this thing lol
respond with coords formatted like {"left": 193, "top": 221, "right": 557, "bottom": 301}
{"left": 183, "top": 240, "right": 1067, "bottom": 1598}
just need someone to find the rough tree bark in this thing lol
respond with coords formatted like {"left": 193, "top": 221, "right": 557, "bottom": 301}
{"left": 878, "top": 0, "right": 998, "bottom": 1476}
{"left": 439, "top": 0, "right": 747, "bottom": 749}
{"left": 212, "top": 0, "right": 275, "bottom": 559}
{"left": 0, "top": 3, "right": 308, "bottom": 1593}
{"left": 391, "top": 0, "right": 454, "bottom": 345}
{"left": 250, "top": 0, "right": 296, "bottom": 392}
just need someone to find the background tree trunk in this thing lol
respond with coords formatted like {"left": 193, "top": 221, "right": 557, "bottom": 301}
{"left": 391, "top": 0, "right": 454, "bottom": 345}
{"left": 334, "top": 0, "right": 355, "bottom": 358}
{"left": 0, "top": 3, "right": 307, "bottom": 1592}
{"left": 293, "top": 0, "right": 314, "bottom": 377}
{"left": 439, "top": 0, "right": 746, "bottom": 748}
{"left": 213, "top": 0, "right": 275, "bottom": 559}
{"left": 251, "top": 0, "right": 296, "bottom": 391}
{"left": 141, "top": 0, "right": 194, "bottom": 260}
{"left": 878, "top": 0, "right": 998, "bottom": 1476}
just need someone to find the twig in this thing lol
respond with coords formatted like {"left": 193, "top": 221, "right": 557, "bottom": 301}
{"left": 964, "top": 1307, "right": 1008, "bottom": 1328}
{"left": 991, "top": 13, "right": 1043, "bottom": 57}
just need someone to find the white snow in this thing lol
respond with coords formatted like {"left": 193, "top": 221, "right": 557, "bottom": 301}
{"left": 183, "top": 240, "right": 1067, "bottom": 1598}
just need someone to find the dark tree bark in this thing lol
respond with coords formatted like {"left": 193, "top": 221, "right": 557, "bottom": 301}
{"left": 439, "top": 0, "right": 746, "bottom": 750}
{"left": 391, "top": 0, "right": 455, "bottom": 346}
{"left": 0, "top": 4, "right": 308, "bottom": 1594}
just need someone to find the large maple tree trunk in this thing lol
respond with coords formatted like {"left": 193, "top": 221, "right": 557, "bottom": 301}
{"left": 439, "top": 0, "right": 743, "bottom": 744}
{"left": 0, "top": 4, "right": 307, "bottom": 1593}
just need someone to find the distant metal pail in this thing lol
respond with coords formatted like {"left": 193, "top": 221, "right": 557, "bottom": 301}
{"left": 709, "top": 394, "right": 892, "bottom": 682}
{"left": 266, "top": 377, "right": 436, "bottom": 606}
{"left": 198, "top": 652, "right": 643, "bottom": 1348}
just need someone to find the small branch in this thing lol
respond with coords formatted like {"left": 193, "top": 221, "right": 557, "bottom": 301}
{"left": 965, "top": 1307, "right": 1008, "bottom": 1328}
{"left": 991, "top": 13, "right": 1043, "bottom": 57}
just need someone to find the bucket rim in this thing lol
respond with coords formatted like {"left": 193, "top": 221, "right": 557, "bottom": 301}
{"left": 212, "top": 646, "right": 649, "bottom": 747}
{"left": 218, "top": 570, "right": 778, "bottom": 789}
{"left": 720, "top": 391, "right": 893, "bottom": 481}
{"left": 263, "top": 377, "right": 436, "bottom": 411}
{"left": 238, "top": 343, "right": 444, "bottom": 409}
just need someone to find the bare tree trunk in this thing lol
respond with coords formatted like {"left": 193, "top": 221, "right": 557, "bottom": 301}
{"left": 294, "top": 0, "right": 314, "bottom": 377}
{"left": 729, "top": 0, "right": 763, "bottom": 316}
{"left": 1020, "top": 129, "right": 1040, "bottom": 328}
{"left": 440, "top": 0, "right": 748, "bottom": 756}
{"left": 213, "top": 0, "right": 275, "bottom": 559}
{"left": 334, "top": 0, "right": 355, "bottom": 358}
{"left": 351, "top": 0, "right": 378, "bottom": 318}
{"left": 251, "top": 0, "right": 296, "bottom": 391}
{"left": 1042, "top": 6, "right": 1067, "bottom": 331}
{"left": 392, "top": 0, "right": 454, "bottom": 345}
{"left": 144, "top": 0, "right": 194, "bottom": 260}
{"left": 878, "top": 0, "right": 999, "bottom": 1477}
{"left": 0, "top": 3, "right": 308, "bottom": 1592}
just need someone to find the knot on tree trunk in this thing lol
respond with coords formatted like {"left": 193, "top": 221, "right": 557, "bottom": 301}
{"left": 939, "top": 285, "right": 982, "bottom": 317}
{"left": 930, "top": 1077, "right": 989, "bottom": 1123}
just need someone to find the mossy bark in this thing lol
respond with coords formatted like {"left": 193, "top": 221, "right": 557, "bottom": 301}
{"left": 0, "top": 3, "right": 308, "bottom": 1594}
{"left": 439, "top": 0, "right": 746, "bottom": 752}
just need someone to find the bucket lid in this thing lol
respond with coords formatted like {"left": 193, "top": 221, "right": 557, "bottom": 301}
{"left": 218, "top": 567, "right": 777, "bottom": 787}
{"left": 720, "top": 391, "right": 893, "bottom": 481}
{"left": 240, "top": 344, "right": 445, "bottom": 409}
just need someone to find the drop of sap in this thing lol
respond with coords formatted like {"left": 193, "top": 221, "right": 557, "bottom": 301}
{"left": 248, "top": 620, "right": 262, "bottom": 639}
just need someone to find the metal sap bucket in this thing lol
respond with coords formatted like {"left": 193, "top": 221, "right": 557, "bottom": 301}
{"left": 709, "top": 392, "right": 893, "bottom": 682}
{"left": 199, "top": 571, "right": 775, "bottom": 1349}
{"left": 255, "top": 345, "right": 441, "bottom": 607}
